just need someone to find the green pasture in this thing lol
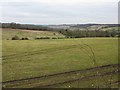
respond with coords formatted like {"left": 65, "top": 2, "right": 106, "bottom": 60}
{"left": 2, "top": 38, "right": 118, "bottom": 83}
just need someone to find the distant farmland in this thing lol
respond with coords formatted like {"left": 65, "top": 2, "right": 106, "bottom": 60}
{"left": 2, "top": 28, "right": 65, "bottom": 40}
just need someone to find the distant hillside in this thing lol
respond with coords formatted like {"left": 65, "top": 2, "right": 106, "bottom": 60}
{"left": 47, "top": 24, "right": 119, "bottom": 31}
{"left": 2, "top": 28, "right": 64, "bottom": 40}
{"left": 0, "top": 23, "right": 119, "bottom": 31}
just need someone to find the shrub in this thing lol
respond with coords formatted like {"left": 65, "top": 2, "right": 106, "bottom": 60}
{"left": 21, "top": 37, "right": 29, "bottom": 40}
{"left": 53, "top": 33, "right": 56, "bottom": 35}
{"left": 35, "top": 36, "right": 50, "bottom": 40}
{"left": 12, "top": 35, "right": 20, "bottom": 40}
{"left": 58, "top": 37, "right": 65, "bottom": 39}
{"left": 21, "top": 37, "right": 25, "bottom": 40}
{"left": 52, "top": 37, "right": 58, "bottom": 39}
{"left": 41, "top": 37, "right": 50, "bottom": 39}
{"left": 35, "top": 37, "right": 40, "bottom": 40}
{"left": 24, "top": 37, "right": 29, "bottom": 40}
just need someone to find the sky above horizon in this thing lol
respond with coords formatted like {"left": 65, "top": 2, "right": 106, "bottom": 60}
{"left": 0, "top": 0, "right": 119, "bottom": 25}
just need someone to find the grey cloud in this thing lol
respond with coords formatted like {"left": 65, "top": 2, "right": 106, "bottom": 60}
{"left": 1, "top": 1, "right": 118, "bottom": 24}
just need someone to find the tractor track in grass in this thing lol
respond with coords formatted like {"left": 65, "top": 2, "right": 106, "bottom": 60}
{"left": 37, "top": 70, "right": 119, "bottom": 88}
{"left": 2, "top": 44, "right": 80, "bottom": 60}
{"left": 107, "top": 80, "right": 120, "bottom": 87}
{"left": 109, "top": 80, "right": 120, "bottom": 87}
{"left": 2, "top": 63, "right": 119, "bottom": 85}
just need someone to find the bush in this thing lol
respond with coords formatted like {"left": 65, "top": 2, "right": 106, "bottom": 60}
{"left": 52, "top": 37, "right": 58, "bottom": 39}
{"left": 53, "top": 33, "right": 56, "bottom": 35}
{"left": 12, "top": 35, "right": 20, "bottom": 40}
{"left": 58, "top": 37, "right": 65, "bottom": 39}
{"left": 24, "top": 37, "right": 29, "bottom": 40}
{"left": 40, "top": 37, "right": 50, "bottom": 39}
{"left": 21, "top": 37, "right": 25, "bottom": 40}
{"left": 35, "top": 37, "right": 40, "bottom": 40}
{"left": 21, "top": 37, "right": 29, "bottom": 40}
{"left": 35, "top": 36, "right": 50, "bottom": 40}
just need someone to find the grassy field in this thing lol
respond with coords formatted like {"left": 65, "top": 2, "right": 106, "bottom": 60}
{"left": 2, "top": 28, "right": 64, "bottom": 40}
{"left": 2, "top": 37, "right": 118, "bottom": 88}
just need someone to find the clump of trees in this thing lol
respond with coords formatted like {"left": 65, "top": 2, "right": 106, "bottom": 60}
{"left": 11, "top": 35, "right": 66, "bottom": 40}
{"left": 12, "top": 35, "right": 20, "bottom": 40}
{"left": 35, "top": 37, "right": 50, "bottom": 39}
{"left": 21, "top": 37, "right": 30, "bottom": 40}
{"left": 11, "top": 35, "right": 30, "bottom": 40}
{"left": 51, "top": 37, "right": 58, "bottom": 39}
{"left": 59, "top": 29, "right": 119, "bottom": 38}
{"left": 34, "top": 36, "right": 66, "bottom": 40}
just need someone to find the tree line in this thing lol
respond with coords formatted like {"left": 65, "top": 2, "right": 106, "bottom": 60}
{"left": 59, "top": 29, "right": 119, "bottom": 38}
{"left": 0, "top": 22, "right": 54, "bottom": 31}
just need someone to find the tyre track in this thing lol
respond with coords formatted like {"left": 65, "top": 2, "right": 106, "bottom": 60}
{"left": 2, "top": 44, "right": 79, "bottom": 60}
{"left": 38, "top": 70, "right": 119, "bottom": 88}
{"left": 2, "top": 63, "right": 119, "bottom": 84}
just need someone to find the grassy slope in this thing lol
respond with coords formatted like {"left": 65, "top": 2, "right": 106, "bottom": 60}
{"left": 2, "top": 28, "right": 64, "bottom": 40}
{"left": 2, "top": 38, "right": 118, "bottom": 82}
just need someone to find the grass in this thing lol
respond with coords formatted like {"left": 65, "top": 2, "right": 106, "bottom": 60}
{"left": 2, "top": 38, "right": 118, "bottom": 83}
{"left": 3, "top": 64, "right": 118, "bottom": 88}
{"left": 2, "top": 27, "right": 119, "bottom": 88}
{"left": 57, "top": 74, "right": 118, "bottom": 88}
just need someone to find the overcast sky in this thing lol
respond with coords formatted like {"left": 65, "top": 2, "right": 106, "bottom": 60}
{"left": 0, "top": 0, "right": 119, "bottom": 25}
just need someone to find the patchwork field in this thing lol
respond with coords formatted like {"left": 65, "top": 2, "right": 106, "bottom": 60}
{"left": 2, "top": 38, "right": 119, "bottom": 88}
